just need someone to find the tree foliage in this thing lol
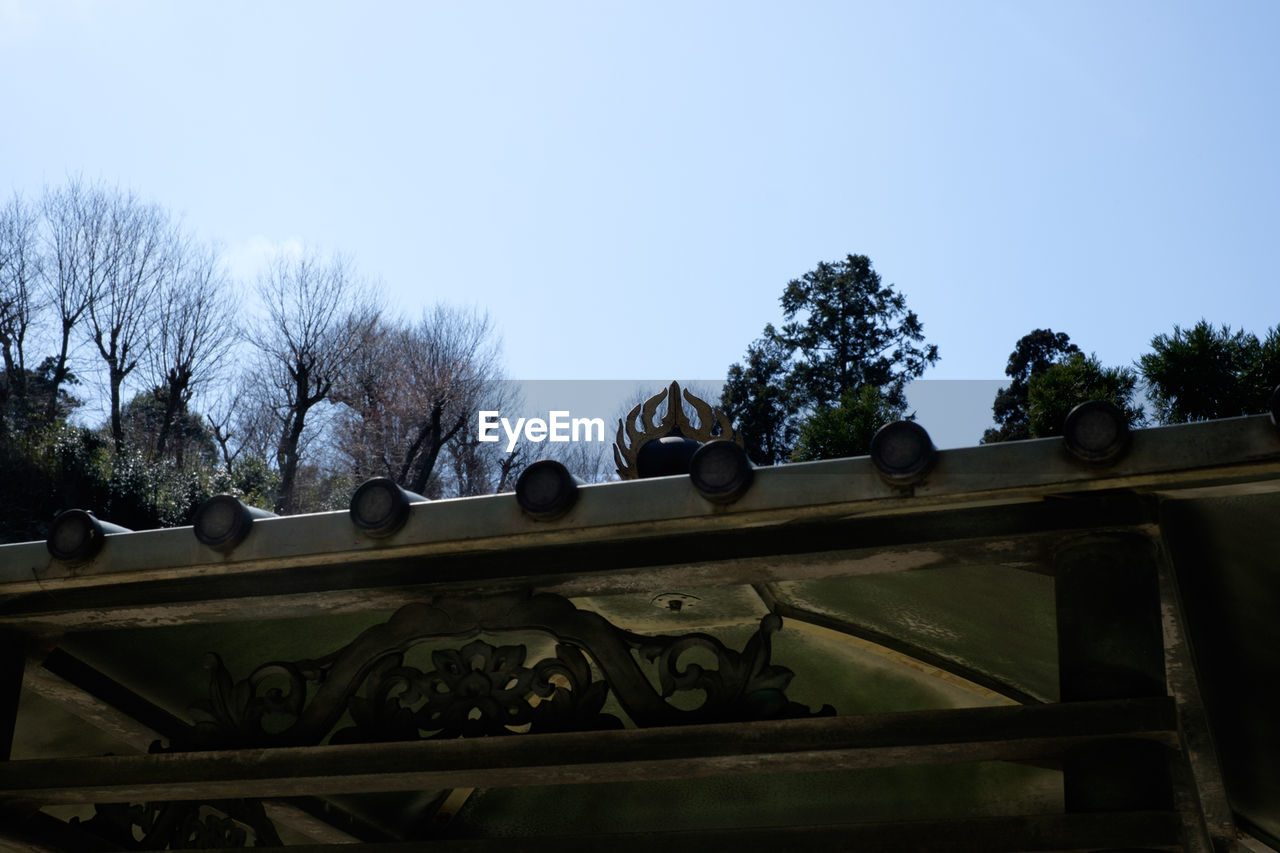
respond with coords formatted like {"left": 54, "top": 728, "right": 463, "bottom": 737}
{"left": 722, "top": 255, "right": 938, "bottom": 463}
{"left": 120, "top": 391, "right": 219, "bottom": 469}
{"left": 778, "top": 254, "right": 938, "bottom": 410}
{"left": 719, "top": 326, "right": 797, "bottom": 465}
{"left": 0, "top": 179, "right": 516, "bottom": 542}
{"left": 790, "top": 385, "right": 905, "bottom": 462}
{"left": 1138, "top": 320, "right": 1280, "bottom": 424}
{"left": 1027, "top": 353, "right": 1145, "bottom": 438}
{"left": 983, "top": 329, "right": 1081, "bottom": 443}
{"left": 0, "top": 418, "right": 267, "bottom": 542}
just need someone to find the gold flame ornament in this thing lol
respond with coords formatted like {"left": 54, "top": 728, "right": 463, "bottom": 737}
{"left": 613, "top": 381, "right": 742, "bottom": 480}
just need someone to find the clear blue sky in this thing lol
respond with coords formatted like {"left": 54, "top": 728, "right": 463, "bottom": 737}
{"left": 3, "top": 1, "right": 1278, "bottom": 444}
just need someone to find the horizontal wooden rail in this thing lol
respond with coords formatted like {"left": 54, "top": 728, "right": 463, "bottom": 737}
{"left": 0, "top": 810, "right": 1185, "bottom": 853}
{"left": 0, "top": 698, "right": 1177, "bottom": 805}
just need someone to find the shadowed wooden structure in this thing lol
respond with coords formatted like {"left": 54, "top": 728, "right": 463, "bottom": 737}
{"left": 1, "top": 388, "right": 1278, "bottom": 851}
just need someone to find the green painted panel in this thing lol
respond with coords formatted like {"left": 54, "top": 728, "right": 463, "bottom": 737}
{"left": 776, "top": 565, "right": 1058, "bottom": 702}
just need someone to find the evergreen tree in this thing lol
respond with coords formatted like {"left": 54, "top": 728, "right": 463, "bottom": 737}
{"left": 1027, "top": 353, "right": 1144, "bottom": 438}
{"left": 1138, "top": 320, "right": 1280, "bottom": 424}
{"left": 722, "top": 255, "right": 938, "bottom": 463}
{"left": 719, "top": 326, "right": 797, "bottom": 465}
{"left": 777, "top": 254, "right": 938, "bottom": 411}
{"left": 983, "top": 329, "right": 1081, "bottom": 443}
{"left": 790, "top": 385, "right": 904, "bottom": 462}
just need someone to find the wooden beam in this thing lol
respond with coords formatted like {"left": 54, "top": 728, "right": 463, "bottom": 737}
{"left": 0, "top": 496, "right": 1155, "bottom": 632}
{"left": 259, "top": 801, "right": 362, "bottom": 845}
{"left": 1155, "top": 532, "right": 1238, "bottom": 852}
{"left": 1238, "top": 819, "right": 1280, "bottom": 853}
{"left": 31, "top": 649, "right": 189, "bottom": 748}
{"left": 0, "top": 698, "right": 1178, "bottom": 805}
{"left": 112, "top": 812, "right": 1186, "bottom": 853}
{"left": 0, "top": 632, "right": 25, "bottom": 761}
{"left": 21, "top": 661, "right": 163, "bottom": 754}
{"left": 1054, "top": 535, "right": 1171, "bottom": 817}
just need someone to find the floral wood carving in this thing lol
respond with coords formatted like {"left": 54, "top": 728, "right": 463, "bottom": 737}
{"left": 181, "top": 592, "right": 831, "bottom": 750}
{"left": 333, "top": 639, "right": 621, "bottom": 742}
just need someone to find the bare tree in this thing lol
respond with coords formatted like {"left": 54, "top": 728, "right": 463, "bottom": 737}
{"left": 248, "top": 251, "right": 378, "bottom": 514}
{"left": 538, "top": 435, "right": 616, "bottom": 484}
{"left": 331, "top": 305, "right": 504, "bottom": 496}
{"left": 205, "top": 370, "right": 278, "bottom": 471}
{"left": 40, "top": 178, "right": 114, "bottom": 422}
{"left": 88, "top": 191, "right": 171, "bottom": 452}
{"left": 205, "top": 387, "right": 243, "bottom": 471}
{"left": 442, "top": 433, "right": 509, "bottom": 496}
{"left": 434, "top": 377, "right": 526, "bottom": 496}
{"left": 148, "top": 239, "right": 238, "bottom": 465}
{"left": 328, "top": 317, "right": 398, "bottom": 480}
{"left": 0, "top": 192, "right": 42, "bottom": 417}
